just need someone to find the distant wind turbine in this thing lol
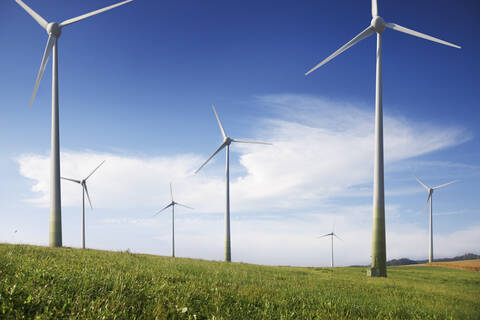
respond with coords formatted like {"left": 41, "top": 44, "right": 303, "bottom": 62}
{"left": 414, "top": 176, "right": 456, "bottom": 263}
{"left": 318, "top": 225, "right": 343, "bottom": 268}
{"left": 62, "top": 161, "right": 105, "bottom": 249}
{"left": 15, "top": 0, "right": 133, "bottom": 247}
{"left": 305, "top": 0, "right": 460, "bottom": 277}
{"left": 154, "top": 183, "right": 193, "bottom": 258}
{"left": 195, "top": 105, "right": 271, "bottom": 262}
{"left": 11, "top": 230, "right": 18, "bottom": 244}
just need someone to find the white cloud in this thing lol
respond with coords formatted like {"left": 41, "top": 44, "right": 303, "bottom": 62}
{"left": 17, "top": 152, "right": 212, "bottom": 210}
{"left": 14, "top": 94, "right": 473, "bottom": 265}
{"left": 233, "top": 94, "right": 468, "bottom": 207}
{"left": 17, "top": 94, "right": 468, "bottom": 212}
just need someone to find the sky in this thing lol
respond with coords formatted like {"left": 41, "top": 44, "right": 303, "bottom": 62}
{"left": 0, "top": 0, "right": 479, "bottom": 267}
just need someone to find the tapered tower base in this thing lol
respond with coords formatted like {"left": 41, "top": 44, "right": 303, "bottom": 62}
{"left": 367, "top": 267, "right": 386, "bottom": 277}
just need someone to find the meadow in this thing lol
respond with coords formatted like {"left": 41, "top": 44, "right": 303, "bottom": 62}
{"left": 1, "top": 244, "right": 479, "bottom": 319}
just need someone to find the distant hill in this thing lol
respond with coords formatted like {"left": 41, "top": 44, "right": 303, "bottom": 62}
{"left": 442, "top": 253, "right": 480, "bottom": 261}
{"left": 386, "top": 253, "right": 480, "bottom": 266}
{"left": 387, "top": 258, "right": 418, "bottom": 266}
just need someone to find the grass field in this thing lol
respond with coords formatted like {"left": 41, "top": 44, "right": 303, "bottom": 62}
{"left": 1, "top": 244, "right": 479, "bottom": 319}
{"left": 424, "top": 259, "right": 480, "bottom": 272}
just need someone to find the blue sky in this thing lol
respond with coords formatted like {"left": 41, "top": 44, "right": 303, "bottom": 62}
{"left": 0, "top": 0, "right": 479, "bottom": 266}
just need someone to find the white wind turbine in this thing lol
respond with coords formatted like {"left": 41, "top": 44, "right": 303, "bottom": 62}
{"left": 195, "top": 105, "right": 271, "bottom": 262}
{"left": 15, "top": 0, "right": 133, "bottom": 247}
{"left": 318, "top": 225, "right": 343, "bottom": 268}
{"left": 154, "top": 183, "right": 193, "bottom": 258}
{"left": 305, "top": 0, "right": 460, "bottom": 277}
{"left": 414, "top": 176, "right": 456, "bottom": 263}
{"left": 61, "top": 160, "right": 105, "bottom": 249}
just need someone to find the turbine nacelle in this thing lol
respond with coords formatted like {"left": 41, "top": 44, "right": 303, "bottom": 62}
{"left": 46, "top": 22, "right": 61, "bottom": 37}
{"left": 370, "top": 16, "right": 386, "bottom": 33}
{"left": 195, "top": 105, "right": 271, "bottom": 174}
{"left": 154, "top": 183, "right": 193, "bottom": 216}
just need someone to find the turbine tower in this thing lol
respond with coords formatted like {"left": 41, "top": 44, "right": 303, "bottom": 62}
{"left": 414, "top": 176, "right": 456, "bottom": 263}
{"left": 318, "top": 227, "right": 342, "bottom": 268}
{"left": 61, "top": 161, "right": 105, "bottom": 249}
{"left": 195, "top": 105, "right": 271, "bottom": 262}
{"left": 305, "top": 0, "right": 460, "bottom": 277}
{"left": 15, "top": 0, "right": 133, "bottom": 247}
{"left": 154, "top": 183, "right": 193, "bottom": 258}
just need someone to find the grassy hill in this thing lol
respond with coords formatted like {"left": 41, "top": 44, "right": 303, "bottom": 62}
{"left": 1, "top": 244, "right": 479, "bottom": 319}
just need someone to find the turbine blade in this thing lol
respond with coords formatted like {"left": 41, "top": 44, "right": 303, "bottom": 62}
{"left": 422, "top": 193, "right": 431, "bottom": 215}
{"left": 372, "top": 0, "right": 378, "bottom": 17}
{"left": 59, "top": 0, "right": 133, "bottom": 28}
{"left": 433, "top": 180, "right": 457, "bottom": 190}
{"left": 175, "top": 202, "right": 194, "bottom": 210}
{"left": 305, "top": 26, "right": 375, "bottom": 75}
{"left": 15, "top": 0, "right": 48, "bottom": 30}
{"left": 333, "top": 233, "right": 343, "bottom": 241}
{"left": 85, "top": 160, "right": 105, "bottom": 181}
{"left": 317, "top": 233, "right": 331, "bottom": 238}
{"left": 194, "top": 141, "right": 227, "bottom": 174}
{"left": 60, "top": 177, "right": 81, "bottom": 184}
{"left": 211, "top": 105, "right": 227, "bottom": 139}
{"left": 385, "top": 22, "right": 461, "bottom": 49}
{"left": 84, "top": 184, "right": 93, "bottom": 210}
{"left": 413, "top": 175, "right": 430, "bottom": 191}
{"left": 30, "top": 35, "right": 55, "bottom": 106}
{"left": 231, "top": 139, "right": 271, "bottom": 145}
{"left": 170, "top": 182, "right": 173, "bottom": 202}
{"left": 154, "top": 203, "right": 173, "bottom": 216}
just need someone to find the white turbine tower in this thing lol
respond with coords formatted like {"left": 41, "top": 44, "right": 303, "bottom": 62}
{"left": 414, "top": 176, "right": 456, "bottom": 263}
{"left": 305, "top": 0, "right": 460, "bottom": 277}
{"left": 15, "top": 0, "right": 133, "bottom": 247}
{"left": 61, "top": 160, "right": 105, "bottom": 249}
{"left": 154, "top": 183, "right": 193, "bottom": 258}
{"left": 318, "top": 227, "right": 343, "bottom": 268}
{"left": 195, "top": 105, "right": 271, "bottom": 262}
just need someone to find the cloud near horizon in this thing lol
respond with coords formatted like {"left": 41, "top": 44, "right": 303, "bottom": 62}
{"left": 14, "top": 94, "right": 474, "bottom": 265}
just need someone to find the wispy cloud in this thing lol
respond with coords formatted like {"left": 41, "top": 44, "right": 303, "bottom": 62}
{"left": 414, "top": 160, "right": 480, "bottom": 170}
{"left": 17, "top": 94, "right": 468, "bottom": 213}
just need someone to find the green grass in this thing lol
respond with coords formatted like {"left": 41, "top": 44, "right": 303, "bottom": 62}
{"left": 1, "top": 244, "right": 479, "bottom": 319}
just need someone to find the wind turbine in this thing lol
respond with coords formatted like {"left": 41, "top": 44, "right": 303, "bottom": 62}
{"left": 305, "top": 0, "right": 460, "bottom": 277}
{"left": 15, "top": 0, "right": 133, "bottom": 247}
{"left": 61, "top": 160, "right": 105, "bottom": 249}
{"left": 318, "top": 226, "right": 343, "bottom": 268}
{"left": 154, "top": 183, "right": 193, "bottom": 258}
{"left": 414, "top": 176, "right": 456, "bottom": 263}
{"left": 195, "top": 105, "right": 271, "bottom": 262}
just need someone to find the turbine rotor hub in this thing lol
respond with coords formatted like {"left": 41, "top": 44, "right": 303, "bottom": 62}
{"left": 225, "top": 137, "right": 232, "bottom": 145}
{"left": 46, "top": 22, "right": 61, "bottom": 38}
{"left": 370, "top": 16, "right": 386, "bottom": 33}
